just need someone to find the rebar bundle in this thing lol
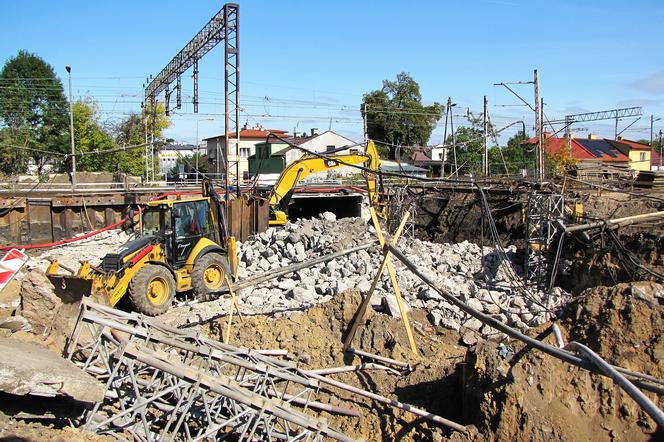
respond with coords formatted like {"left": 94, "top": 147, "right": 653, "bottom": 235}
{"left": 65, "top": 299, "right": 352, "bottom": 441}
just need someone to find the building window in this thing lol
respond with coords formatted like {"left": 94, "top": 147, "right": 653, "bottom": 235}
{"left": 240, "top": 147, "right": 250, "bottom": 158}
{"left": 640, "top": 152, "right": 646, "bottom": 162}
{"left": 326, "top": 145, "right": 336, "bottom": 152}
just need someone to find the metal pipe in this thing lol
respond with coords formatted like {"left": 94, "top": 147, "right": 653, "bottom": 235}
{"left": 306, "top": 363, "right": 402, "bottom": 376}
{"left": 262, "top": 387, "right": 360, "bottom": 417}
{"left": 564, "top": 210, "right": 664, "bottom": 233}
{"left": 346, "top": 347, "right": 411, "bottom": 370}
{"left": 565, "top": 341, "right": 664, "bottom": 427}
{"left": 307, "top": 371, "right": 468, "bottom": 433}
{"left": 385, "top": 242, "right": 664, "bottom": 394}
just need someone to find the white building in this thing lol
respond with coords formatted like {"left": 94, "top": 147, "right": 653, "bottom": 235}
{"left": 430, "top": 144, "right": 448, "bottom": 162}
{"left": 285, "top": 129, "right": 359, "bottom": 178}
{"left": 159, "top": 143, "right": 197, "bottom": 177}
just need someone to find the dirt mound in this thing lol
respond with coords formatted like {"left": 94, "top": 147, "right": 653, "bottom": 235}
{"left": 462, "top": 282, "right": 664, "bottom": 441}
{"left": 207, "top": 289, "right": 470, "bottom": 441}
{"left": 0, "top": 412, "right": 111, "bottom": 441}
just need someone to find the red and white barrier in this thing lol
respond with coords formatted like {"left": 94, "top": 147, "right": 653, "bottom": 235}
{"left": 0, "top": 248, "right": 28, "bottom": 293}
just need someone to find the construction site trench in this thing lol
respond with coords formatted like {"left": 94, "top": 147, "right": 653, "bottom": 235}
{"left": 0, "top": 188, "right": 663, "bottom": 441}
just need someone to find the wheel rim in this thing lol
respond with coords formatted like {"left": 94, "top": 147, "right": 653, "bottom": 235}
{"left": 148, "top": 277, "right": 169, "bottom": 305}
{"left": 203, "top": 264, "right": 224, "bottom": 289}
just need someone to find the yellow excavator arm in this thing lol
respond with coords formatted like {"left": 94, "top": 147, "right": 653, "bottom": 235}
{"left": 268, "top": 140, "right": 384, "bottom": 225}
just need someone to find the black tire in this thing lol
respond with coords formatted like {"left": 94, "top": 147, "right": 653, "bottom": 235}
{"left": 191, "top": 253, "right": 231, "bottom": 301}
{"left": 127, "top": 264, "right": 176, "bottom": 316}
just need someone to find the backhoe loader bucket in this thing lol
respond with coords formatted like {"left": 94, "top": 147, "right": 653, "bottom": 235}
{"left": 46, "top": 260, "right": 97, "bottom": 304}
{"left": 46, "top": 274, "right": 94, "bottom": 304}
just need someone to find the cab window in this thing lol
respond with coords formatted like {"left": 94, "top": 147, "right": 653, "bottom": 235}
{"left": 174, "top": 201, "right": 210, "bottom": 238}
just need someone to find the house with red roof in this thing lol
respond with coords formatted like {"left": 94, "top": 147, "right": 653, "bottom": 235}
{"left": 203, "top": 123, "right": 289, "bottom": 182}
{"left": 524, "top": 134, "right": 632, "bottom": 176}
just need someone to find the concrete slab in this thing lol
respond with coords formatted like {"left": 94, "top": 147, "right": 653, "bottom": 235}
{"left": 0, "top": 338, "right": 104, "bottom": 404}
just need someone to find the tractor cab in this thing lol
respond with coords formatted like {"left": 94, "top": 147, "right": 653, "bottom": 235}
{"left": 141, "top": 197, "right": 222, "bottom": 267}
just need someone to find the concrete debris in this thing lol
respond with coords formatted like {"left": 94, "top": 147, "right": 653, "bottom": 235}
{"left": 0, "top": 315, "right": 31, "bottom": 333}
{"left": 29, "top": 230, "right": 133, "bottom": 274}
{"left": 20, "top": 271, "right": 61, "bottom": 335}
{"left": 231, "top": 216, "right": 571, "bottom": 339}
{"left": 0, "top": 338, "right": 104, "bottom": 404}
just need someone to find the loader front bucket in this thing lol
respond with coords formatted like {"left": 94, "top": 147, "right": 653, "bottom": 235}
{"left": 46, "top": 274, "right": 94, "bottom": 305}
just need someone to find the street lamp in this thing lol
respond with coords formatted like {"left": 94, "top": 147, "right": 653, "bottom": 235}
{"left": 65, "top": 65, "right": 75, "bottom": 189}
{"left": 196, "top": 118, "right": 214, "bottom": 183}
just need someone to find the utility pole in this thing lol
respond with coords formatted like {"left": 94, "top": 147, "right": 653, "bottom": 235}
{"left": 483, "top": 95, "right": 489, "bottom": 176}
{"left": 450, "top": 101, "right": 458, "bottom": 176}
{"left": 65, "top": 65, "right": 75, "bottom": 190}
{"left": 533, "top": 69, "right": 542, "bottom": 181}
{"left": 362, "top": 103, "right": 368, "bottom": 142}
{"left": 659, "top": 129, "right": 662, "bottom": 170}
{"left": 540, "top": 97, "right": 545, "bottom": 178}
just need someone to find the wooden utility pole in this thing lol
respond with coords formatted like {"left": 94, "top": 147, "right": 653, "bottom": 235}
{"left": 483, "top": 95, "right": 489, "bottom": 176}
{"left": 534, "top": 69, "right": 542, "bottom": 181}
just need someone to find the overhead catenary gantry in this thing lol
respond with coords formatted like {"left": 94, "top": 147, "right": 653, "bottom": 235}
{"left": 549, "top": 106, "right": 643, "bottom": 140}
{"left": 144, "top": 3, "right": 240, "bottom": 196}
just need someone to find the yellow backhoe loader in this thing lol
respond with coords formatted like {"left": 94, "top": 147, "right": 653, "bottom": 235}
{"left": 268, "top": 140, "right": 385, "bottom": 225}
{"left": 46, "top": 181, "right": 238, "bottom": 316}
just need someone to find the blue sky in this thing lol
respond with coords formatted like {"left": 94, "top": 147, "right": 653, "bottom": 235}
{"left": 2, "top": 0, "right": 664, "bottom": 145}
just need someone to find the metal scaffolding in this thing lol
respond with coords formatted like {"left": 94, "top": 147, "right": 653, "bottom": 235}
{"left": 387, "top": 186, "right": 416, "bottom": 238}
{"left": 525, "top": 192, "right": 564, "bottom": 290}
{"left": 65, "top": 299, "right": 351, "bottom": 441}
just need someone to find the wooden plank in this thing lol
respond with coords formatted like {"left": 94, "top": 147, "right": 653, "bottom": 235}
{"left": 343, "top": 212, "right": 410, "bottom": 350}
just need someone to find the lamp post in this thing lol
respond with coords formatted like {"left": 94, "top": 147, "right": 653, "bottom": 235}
{"left": 65, "top": 65, "right": 75, "bottom": 189}
{"left": 196, "top": 118, "right": 214, "bottom": 184}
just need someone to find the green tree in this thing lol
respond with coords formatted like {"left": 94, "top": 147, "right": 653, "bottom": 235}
{"left": 497, "top": 130, "right": 533, "bottom": 175}
{"left": 112, "top": 103, "right": 170, "bottom": 177}
{"left": 362, "top": 73, "right": 442, "bottom": 159}
{"left": 72, "top": 98, "right": 116, "bottom": 172}
{"left": 167, "top": 153, "right": 207, "bottom": 181}
{"left": 0, "top": 50, "right": 69, "bottom": 174}
{"left": 445, "top": 116, "right": 485, "bottom": 174}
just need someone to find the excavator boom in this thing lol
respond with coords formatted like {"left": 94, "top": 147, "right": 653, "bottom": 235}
{"left": 268, "top": 140, "right": 384, "bottom": 225}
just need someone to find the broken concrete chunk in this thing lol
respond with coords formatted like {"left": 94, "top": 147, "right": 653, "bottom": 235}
{"left": 0, "top": 315, "right": 31, "bottom": 332}
{"left": 381, "top": 294, "right": 409, "bottom": 319}
{"left": 466, "top": 298, "right": 484, "bottom": 313}
{"left": 0, "top": 338, "right": 104, "bottom": 404}
{"left": 21, "top": 271, "right": 61, "bottom": 335}
{"left": 320, "top": 211, "right": 337, "bottom": 222}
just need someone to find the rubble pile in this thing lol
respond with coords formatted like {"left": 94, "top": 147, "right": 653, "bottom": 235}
{"left": 235, "top": 212, "right": 570, "bottom": 338}
{"left": 29, "top": 229, "right": 133, "bottom": 273}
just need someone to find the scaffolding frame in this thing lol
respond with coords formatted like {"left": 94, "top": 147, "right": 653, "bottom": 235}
{"left": 525, "top": 192, "right": 564, "bottom": 290}
{"left": 65, "top": 300, "right": 351, "bottom": 441}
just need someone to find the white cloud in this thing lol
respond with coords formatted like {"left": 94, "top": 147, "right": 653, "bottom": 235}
{"left": 627, "top": 71, "right": 664, "bottom": 94}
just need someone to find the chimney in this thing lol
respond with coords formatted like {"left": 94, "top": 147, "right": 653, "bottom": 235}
{"left": 311, "top": 128, "right": 319, "bottom": 136}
